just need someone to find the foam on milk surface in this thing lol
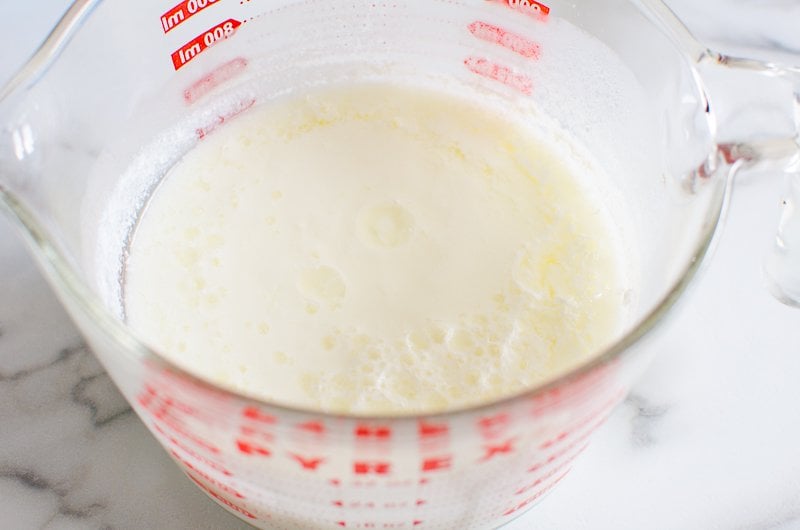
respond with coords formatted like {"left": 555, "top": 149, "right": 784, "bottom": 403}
{"left": 124, "top": 83, "right": 628, "bottom": 414}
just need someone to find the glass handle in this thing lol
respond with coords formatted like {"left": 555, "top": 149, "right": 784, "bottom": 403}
{"left": 640, "top": 0, "right": 800, "bottom": 305}
{"left": 699, "top": 50, "right": 800, "bottom": 307}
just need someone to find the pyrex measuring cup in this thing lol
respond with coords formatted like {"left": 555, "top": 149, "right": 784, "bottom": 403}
{"left": 1, "top": 0, "right": 798, "bottom": 528}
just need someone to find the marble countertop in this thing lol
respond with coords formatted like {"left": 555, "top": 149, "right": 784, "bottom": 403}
{"left": 1, "top": 1, "right": 798, "bottom": 528}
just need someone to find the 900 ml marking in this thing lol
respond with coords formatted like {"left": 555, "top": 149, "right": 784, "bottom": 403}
{"left": 161, "top": 0, "right": 221, "bottom": 33}
{"left": 171, "top": 19, "right": 241, "bottom": 70}
{"left": 507, "top": 0, "right": 550, "bottom": 14}
{"left": 488, "top": 0, "right": 551, "bottom": 18}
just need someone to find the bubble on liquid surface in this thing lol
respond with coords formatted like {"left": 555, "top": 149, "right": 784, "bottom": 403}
{"left": 357, "top": 202, "right": 415, "bottom": 248}
{"left": 513, "top": 245, "right": 547, "bottom": 297}
{"left": 295, "top": 265, "right": 346, "bottom": 308}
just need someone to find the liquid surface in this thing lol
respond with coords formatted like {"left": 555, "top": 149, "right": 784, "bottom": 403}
{"left": 124, "top": 83, "right": 628, "bottom": 414}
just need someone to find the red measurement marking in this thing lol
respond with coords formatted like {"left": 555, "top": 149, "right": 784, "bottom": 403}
{"left": 161, "top": 0, "right": 221, "bottom": 33}
{"left": 502, "top": 469, "right": 568, "bottom": 517}
{"left": 477, "top": 412, "right": 510, "bottom": 432}
{"left": 418, "top": 421, "right": 448, "bottom": 438}
{"left": 529, "top": 361, "right": 620, "bottom": 414}
{"left": 152, "top": 414, "right": 221, "bottom": 455}
{"left": 355, "top": 425, "right": 392, "bottom": 439}
{"left": 142, "top": 363, "right": 231, "bottom": 413}
{"left": 154, "top": 423, "right": 233, "bottom": 475}
{"left": 138, "top": 385, "right": 198, "bottom": 417}
{"left": 242, "top": 406, "right": 276, "bottom": 424}
{"left": 184, "top": 57, "right": 248, "bottom": 104}
{"left": 171, "top": 19, "right": 242, "bottom": 71}
{"left": 137, "top": 385, "right": 158, "bottom": 408}
{"left": 296, "top": 420, "right": 326, "bottom": 434}
{"left": 537, "top": 393, "right": 621, "bottom": 451}
{"left": 515, "top": 456, "right": 575, "bottom": 495}
{"left": 196, "top": 98, "right": 255, "bottom": 139}
{"left": 464, "top": 56, "right": 532, "bottom": 95}
{"left": 354, "top": 461, "right": 391, "bottom": 475}
{"left": 173, "top": 451, "right": 245, "bottom": 499}
{"left": 329, "top": 478, "right": 342, "bottom": 487}
{"left": 488, "top": 0, "right": 550, "bottom": 19}
{"left": 540, "top": 430, "right": 570, "bottom": 450}
{"left": 421, "top": 455, "right": 451, "bottom": 472}
{"left": 240, "top": 425, "right": 274, "bottom": 442}
{"left": 468, "top": 21, "right": 540, "bottom": 59}
{"left": 289, "top": 453, "right": 325, "bottom": 471}
{"left": 187, "top": 474, "right": 258, "bottom": 519}
{"left": 236, "top": 439, "right": 272, "bottom": 456}
{"left": 480, "top": 438, "right": 515, "bottom": 461}
{"left": 334, "top": 519, "right": 424, "bottom": 530}
{"left": 345, "top": 501, "right": 376, "bottom": 509}
{"left": 528, "top": 434, "right": 590, "bottom": 474}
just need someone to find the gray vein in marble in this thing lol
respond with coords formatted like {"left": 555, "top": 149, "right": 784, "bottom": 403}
{"left": 624, "top": 393, "right": 670, "bottom": 449}
{"left": 0, "top": 338, "right": 135, "bottom": 528}
{"left": 0, "top": 339, "right": 131, "bottom": 429}
{"left": 70, "top": 372, "right": 132, "bottom": 429}
{"left": 0, "top": 465, "right": 106, "bottom": 522}
{"left": 0, "top": 342, "right": 84, "bottom": 383}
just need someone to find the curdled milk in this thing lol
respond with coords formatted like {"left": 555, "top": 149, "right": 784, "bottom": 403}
{"left": 124, "top": 83, "right": 629, "bottom": 415}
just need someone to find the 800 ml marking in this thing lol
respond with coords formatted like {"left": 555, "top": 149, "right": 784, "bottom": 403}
{"left": 468, "top": 21, "right": 540, "bottom": 59}
{"left": 171, "top": 19, "right": 242, "bottom": 70}
{"left": 161, "top": 0, "right": 221, "bottom": 33}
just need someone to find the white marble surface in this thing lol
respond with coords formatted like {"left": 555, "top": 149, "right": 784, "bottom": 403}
{"left": 1, "top": 1, "right": 798, "bottom": 528}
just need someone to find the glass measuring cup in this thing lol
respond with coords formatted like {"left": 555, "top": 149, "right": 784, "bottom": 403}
{"left": 0, "top": 1, "right": 798, "bottom": 528}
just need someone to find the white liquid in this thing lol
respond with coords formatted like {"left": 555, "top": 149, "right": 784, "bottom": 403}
{"left": 124, "top": 83, "right": 629, "bottom": 414}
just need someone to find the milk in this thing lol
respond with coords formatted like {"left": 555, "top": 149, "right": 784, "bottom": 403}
{"left": 124, "top": 83, "right": 630, "bottom": 415}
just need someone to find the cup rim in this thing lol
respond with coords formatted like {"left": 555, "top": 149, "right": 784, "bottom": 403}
{"left": 0, "top": 0, "right": 731, "bottom": 421}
